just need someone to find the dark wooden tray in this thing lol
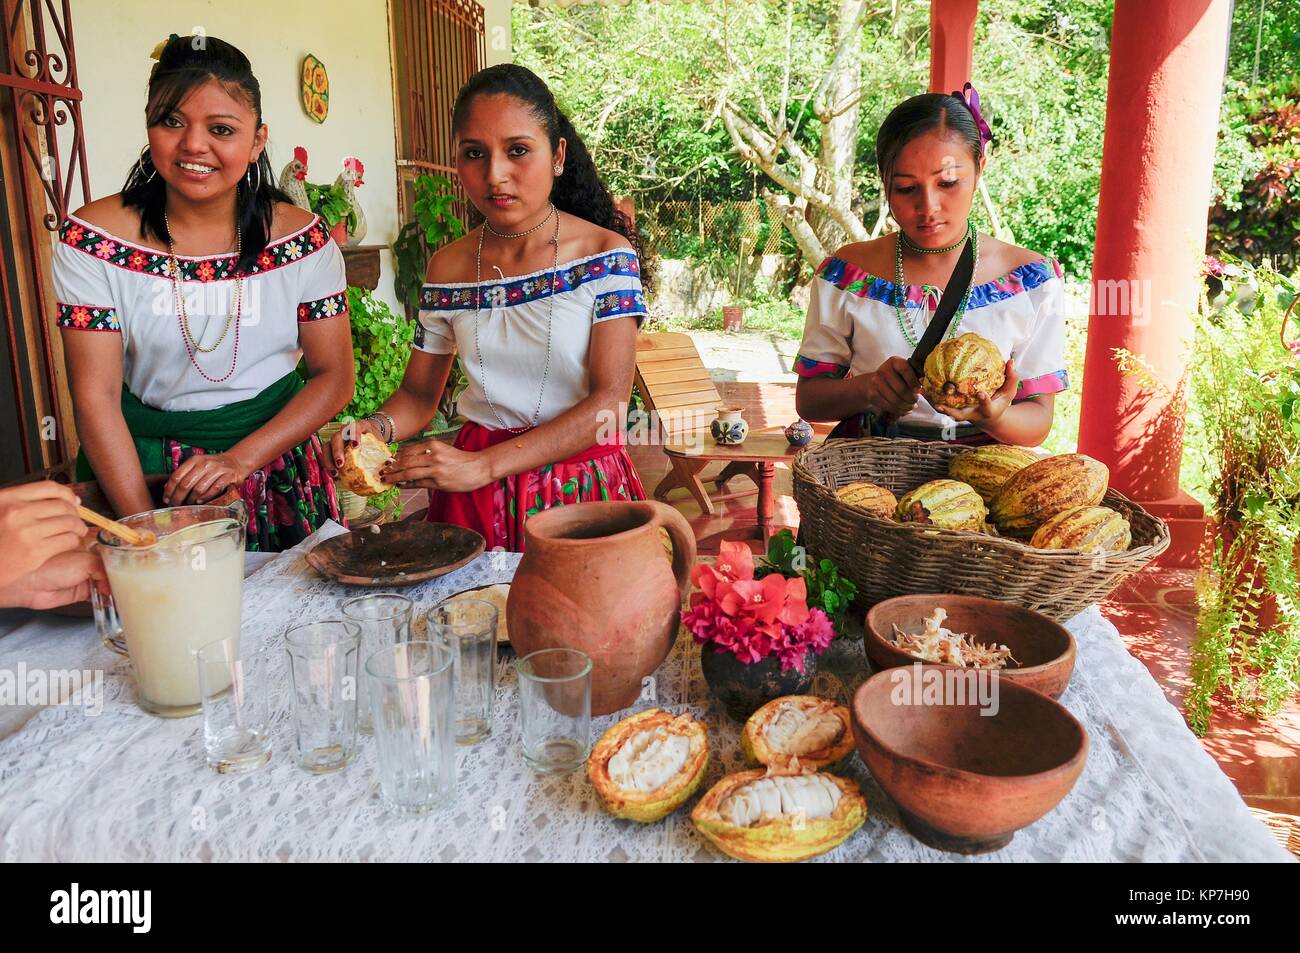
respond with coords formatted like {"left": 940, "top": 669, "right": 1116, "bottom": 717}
{"left": 306, "top": 520, "right": 485, "bottom": 587}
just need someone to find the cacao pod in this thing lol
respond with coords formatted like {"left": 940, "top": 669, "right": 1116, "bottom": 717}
{"left": 991, "top": 454, "right": 1109, "bottom": 537}
{"left": 948, "top": 445, "right": 1039, "bottom": 505}
{"left": 741, "top": 695, "right": 855, "bottom": 770}
{"left": 922, "top": 332, "right": 1005, "bottom": 410}
{"left": 1030, "top": 505, "right": 1132, "bottom": 554}
{"left": 588, "top": 708, "right": 709, "bottom": 823}
{"left": 336, "top": 432, "right": 394, "bottom": 496}
{"left": 895, "top": 479, "right": 987, "bottom": 531}
{"left": 835, "top": 481, "right": 897, "bottom": 519}
{"left": 691, "top": 766, "right": 866, "bottom": 862}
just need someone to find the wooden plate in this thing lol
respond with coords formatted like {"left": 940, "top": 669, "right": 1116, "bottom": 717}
{"left": 306, "top": 521, "right": 485, "bottom": 587}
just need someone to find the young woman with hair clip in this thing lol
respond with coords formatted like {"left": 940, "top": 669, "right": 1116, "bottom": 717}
{"left": 55, "top": 34, "right": 354, "bottom": 552}
{"left": 794, "top": 86, "right": 1068, "bottom": 446}
{"left": 329, "top": 64, "right": 650, "bottom": 552}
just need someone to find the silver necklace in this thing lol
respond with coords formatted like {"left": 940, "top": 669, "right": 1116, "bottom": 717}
{"left": 484, "top": 204, "right": 556, "bottom": 239}
{"left": 474, "top": 204, "right": 558, "bottom": 433}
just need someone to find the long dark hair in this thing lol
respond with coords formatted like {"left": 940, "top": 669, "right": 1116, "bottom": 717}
{"left": 451, "top": 64, "right": 653, "bottom": 294}
{"left": 875, "top": 92, "right": 984, "bottom": 189}
{"left": 122, "top": 34, "right": 290, "bottom": 274}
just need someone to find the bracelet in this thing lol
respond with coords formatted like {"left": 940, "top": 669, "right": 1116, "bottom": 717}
{"left": 379, "top": 412, "right": 397, "bottom": 443}
{"left": 363, "top": 413, "right": 392, "bottom": 443}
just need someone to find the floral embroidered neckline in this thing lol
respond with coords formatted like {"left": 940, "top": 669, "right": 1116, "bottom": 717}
{"left": 421, "top": 248, "right": 641, "bottom": 311}
{"left": 818, "top": 255, "right": 1062, "bottom": 311}
{"left": 59, "top": 213, "right": 331, "bottom": 281}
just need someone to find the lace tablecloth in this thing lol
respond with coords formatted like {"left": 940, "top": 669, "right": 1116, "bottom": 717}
{"left": 0, "top": 523, "right": 1290, "bottom": 862}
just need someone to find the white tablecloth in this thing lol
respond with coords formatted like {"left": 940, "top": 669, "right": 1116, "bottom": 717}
{"left": 0, "top": 523, "right": 1291, "bottom": 862}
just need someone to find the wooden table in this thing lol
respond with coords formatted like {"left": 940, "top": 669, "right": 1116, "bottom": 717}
{"left": 656, "top": 431, "right": 819, "bottom": 544}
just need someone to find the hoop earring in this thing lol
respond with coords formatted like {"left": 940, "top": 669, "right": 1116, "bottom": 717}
{"left": 246, "top": 161, "right": 261, "bottom": 193}
{"left": 136, "top": 146, "right": 158, "bottom": 184}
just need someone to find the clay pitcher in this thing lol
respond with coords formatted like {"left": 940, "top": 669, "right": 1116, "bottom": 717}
{"left": 508, "top": 501, "right": 696, "bottom": 715}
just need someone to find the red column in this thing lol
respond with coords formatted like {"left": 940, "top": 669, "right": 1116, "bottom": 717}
{"left": 929, "top": 0, "right": 979, "bottom": 94}
{"left": 1077, "top": 0, "right": 1230, "bottom": 566}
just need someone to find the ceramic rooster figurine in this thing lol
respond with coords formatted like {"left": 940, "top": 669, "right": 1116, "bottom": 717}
{"left": 278, "top": 146, "right": 310, "bottom": 211}
{"left": 333, "top": 156, "right": 366, "bottom": 245}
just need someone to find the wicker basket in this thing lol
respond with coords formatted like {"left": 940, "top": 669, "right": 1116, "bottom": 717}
{"left": 1249, "top": 808, "right": 1300, "bottom": 860}
{"left": 792, "top": 438, "right": 1171, "bottom": 622}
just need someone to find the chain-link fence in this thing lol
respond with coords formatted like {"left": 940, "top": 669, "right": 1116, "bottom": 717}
{"left": 640, "top": 198, "right": 785, "bottom": 261}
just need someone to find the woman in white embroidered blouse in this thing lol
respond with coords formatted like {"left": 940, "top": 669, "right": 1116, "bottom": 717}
{"left": 328, "top": 65, "right": 648, "bottom": 552}
{"left": 795, "top": 87, "right": 1068, "bottom": 447}
{"left": 54, "top": 35, "right": 354, "bottom": 552}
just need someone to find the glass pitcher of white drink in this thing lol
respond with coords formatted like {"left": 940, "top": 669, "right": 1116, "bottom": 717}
{"left": 93, "top": 504, "right": 246, "bottom": 717}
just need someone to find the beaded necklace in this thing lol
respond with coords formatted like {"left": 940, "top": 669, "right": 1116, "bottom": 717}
{"left": 893, "top": 223, "right": 979, "bottom": 349}
{"left": 164, "top": 209, "right": 243, "bottom": 384}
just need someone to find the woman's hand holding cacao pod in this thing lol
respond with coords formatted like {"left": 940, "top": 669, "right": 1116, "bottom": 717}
{"left": 927, "top": 358, "right": 1019, "bottom": 424}
{"left": 864, "top": 356, "right": 922, "bottom": 418}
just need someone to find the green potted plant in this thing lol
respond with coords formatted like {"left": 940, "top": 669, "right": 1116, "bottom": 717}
{"left": 1178, "top": 257, "right": 1300, "bottom": 735}
{"left": 305, "top": 180, "right": 356, "bottom": 246}
{"left": 327, "top": 286, "right": 414, "bottom": 521}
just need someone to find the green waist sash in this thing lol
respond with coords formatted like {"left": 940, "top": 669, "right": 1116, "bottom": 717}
{"left": 75, "top": 371, "right": 305, "bottom": 480}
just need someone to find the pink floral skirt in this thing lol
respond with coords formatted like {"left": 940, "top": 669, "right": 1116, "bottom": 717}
{"left": 166, "top": 435, "right": 340, "bottom": 553}
{"left": 425, "top": 421, "right": 646, "bottom": 552}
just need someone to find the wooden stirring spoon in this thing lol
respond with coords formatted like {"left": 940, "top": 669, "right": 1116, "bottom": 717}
{"left": 77, "top": 506, "right": 157, "bottom": 547}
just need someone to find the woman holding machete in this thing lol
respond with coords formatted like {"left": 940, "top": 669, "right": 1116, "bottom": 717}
{"left": 794, "top": 86, "right": 1068, "bottom": 447}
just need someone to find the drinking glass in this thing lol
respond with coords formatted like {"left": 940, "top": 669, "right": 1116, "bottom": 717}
{"left": 366, "top": 640, "right": 457, "bottom": 814}
{"left": 285, "top": 620, "right": 361, "bottom": 773}
{"left": 516, "top": 648, "right": 592, "bottom": 774}
{"left": 426, "top": 599, "right": 496, "bottom": 744}
{"left": 341, "top": 593, "right": 414, "bottom": 734}
{"left": 196, "top": 635, "right": 272, "bottom": 774}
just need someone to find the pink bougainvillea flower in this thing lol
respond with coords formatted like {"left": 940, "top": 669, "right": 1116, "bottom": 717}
{"left": 714, "top": 540, "right": 754, "bottom": 582}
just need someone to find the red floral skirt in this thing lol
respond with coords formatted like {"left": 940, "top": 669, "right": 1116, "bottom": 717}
{"left": 425, "top": 421, "right": 646, "bottom": 552}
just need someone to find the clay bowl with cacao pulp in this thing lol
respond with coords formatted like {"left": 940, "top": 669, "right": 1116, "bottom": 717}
{"left": 852, "top": 669, "right": 1088, "bottom": 854}
{"left": 865, "top": 593, "right": 1076, "bottom": 699}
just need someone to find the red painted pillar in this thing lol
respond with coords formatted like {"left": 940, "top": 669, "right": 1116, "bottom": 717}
{"left": 1077, "top": 0, "right": 1230, "bottom": 567}
{"left": 929, "top": 0, "right": 979, "bottom": 94}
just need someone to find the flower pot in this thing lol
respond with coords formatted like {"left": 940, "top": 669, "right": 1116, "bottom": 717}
{"left": 722, "top": 304, "right": 744, "bottom": 332}
{"left": 329, "top": 220, "right": 349, "bottom": 246}
{"left": 699, "top": 646, "right": 815, "bottom": 722}
{"left": 710, "top": 406, "right": 748, "bottom": 445}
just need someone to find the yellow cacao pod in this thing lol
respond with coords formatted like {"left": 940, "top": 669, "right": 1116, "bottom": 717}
{"left": 991, "top": 454, "right": 1110, "bottom": 537}
{"left": 948, "top": 445, "right": 1040, "bottom": 505}
{"left": 922, "top": 332, "right": 1005, "bottom": 410}
{"left": 741, "top": 695, "right": 855, "bottom": 771}
{"left": 691, "top": 766, "right": 866, "bottom": 862}
{"left": 587, "top": 708, "right": 709, "bottom": 823}
{"left": 1030, "top": 505, "right": 1132, "bottom": 553}
{"left": 895, "top": 479, "right": 987, "bottom": 531}
{"left": 835, "top": 481, "right": 898, "bottom": 519}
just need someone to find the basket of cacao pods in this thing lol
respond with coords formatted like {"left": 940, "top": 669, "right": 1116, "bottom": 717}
{"left": 792, "top": 438, "right": 1170, "bottom": 622}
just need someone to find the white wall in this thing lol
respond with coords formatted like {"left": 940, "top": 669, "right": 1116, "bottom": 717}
{"left": 69, "top": 0, "right": 404, "bottom": 311}
{"left": 484, "top": 0, "right": 514, "bottom": 66}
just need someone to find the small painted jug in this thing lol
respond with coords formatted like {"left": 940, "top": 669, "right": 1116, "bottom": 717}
{"left": 711, "top": 406, "right": 749, "bottom": 445}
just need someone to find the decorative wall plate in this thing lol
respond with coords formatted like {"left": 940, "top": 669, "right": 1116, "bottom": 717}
{"left": 301, "top": 54, "right": 329, "bottom": 124}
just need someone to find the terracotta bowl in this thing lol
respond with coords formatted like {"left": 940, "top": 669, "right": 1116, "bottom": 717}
{"left": 852, "top": 669, "right": 1088, "bottom": 853}
{"left": 865, "top": 593, "right": 1076, "bottom": 699}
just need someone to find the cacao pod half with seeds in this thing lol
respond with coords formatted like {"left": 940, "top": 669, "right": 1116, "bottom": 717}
{"left": 948, "top": 445, "right": 1040, "bottom": 505}
{"left": 691, "top": 765, "right": 867, "bottom": 862}
{"left": 923, "top": 332, "right": 1005, "bottom": 410}
{"left": 588, "top": 708, "right": 709, "bottom": 823}
{"left": 895, "top": 479, "right": 988, "bottom": 532}
{"left": 991, "top": 454, "right": 1109, "bottom": 537}
{"left": 1030, "top": 505, "right": 1132, "bottom": 554}
{"left": 741, "top": 695, "right": 855, "bottom": 771}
